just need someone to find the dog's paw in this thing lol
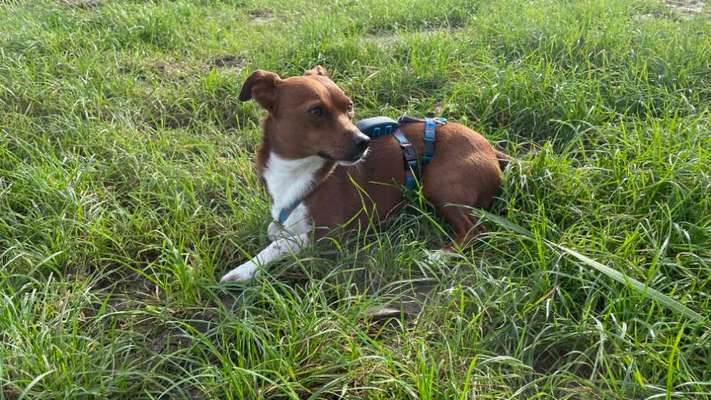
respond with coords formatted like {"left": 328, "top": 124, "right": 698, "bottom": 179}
{"left": 424, "top": 249, "right": 447, "bottom": 264}
{"left": 267, "top": 222, "right": 282, "bottom": 242}
{"left": 423, "top": 249, "right": 461, "bottom": 266}
{"left": 220, "top": 261, "right": 259, "bottom": 283}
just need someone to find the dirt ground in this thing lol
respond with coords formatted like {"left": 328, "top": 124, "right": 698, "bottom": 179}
{"left": 664, "top": 0, "right": 710, "bottom": 16}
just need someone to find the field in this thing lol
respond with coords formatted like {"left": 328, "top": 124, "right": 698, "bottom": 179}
{"left": 1, "top": 0, "right": 710, "bottom": 398}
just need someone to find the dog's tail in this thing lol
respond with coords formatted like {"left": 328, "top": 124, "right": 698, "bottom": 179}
{"left": 495, "top": 149, "right": 512, "bottom": 172}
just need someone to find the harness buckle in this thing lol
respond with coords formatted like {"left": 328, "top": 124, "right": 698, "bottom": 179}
{"left": 399, "top": 142, "right": 417, "bottom": 165}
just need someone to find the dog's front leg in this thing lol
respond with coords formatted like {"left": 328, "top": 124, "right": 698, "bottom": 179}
{"left": 220, "top": 233, "right": 309, "bottom": 283}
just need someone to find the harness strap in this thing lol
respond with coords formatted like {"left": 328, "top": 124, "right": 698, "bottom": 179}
{"left": 399, "top": 116, "right": 446, "bottom": 166}
{"left": 423, "top": 118, "right": 436, "bottom": 164}
{"left": 393, "top": 129, "right": 418, "bottom": 189}
{"left": 277, "top": 116, "right": 447, "bottom": 221}
{"left": 276, "top": 199, "right": 301, "bottom": 224}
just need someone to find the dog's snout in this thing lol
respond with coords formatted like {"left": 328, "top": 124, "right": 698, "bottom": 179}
{"left": 352, "top": 134, "right": 370, "bottom": 153}
{"left": 338, "top": 132, "right": 371, "bottom": 164}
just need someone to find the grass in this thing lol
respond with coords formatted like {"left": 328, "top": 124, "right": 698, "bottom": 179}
{"left": 1, "top": 0, "right": 710, "bottom": 398}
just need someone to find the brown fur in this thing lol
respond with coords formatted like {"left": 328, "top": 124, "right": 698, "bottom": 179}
{"left": 240, "top": 66, "right": 504, "bottom": 248}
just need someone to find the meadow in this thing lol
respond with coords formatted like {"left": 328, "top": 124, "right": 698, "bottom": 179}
{"left": 1, "top": 0, "right": 710, "bottom": 398}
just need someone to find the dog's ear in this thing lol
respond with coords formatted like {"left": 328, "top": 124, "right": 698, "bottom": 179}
{"left": 239, "top": 70, "right": 281, "bottom": 111}
{"left": 304, "top": 65, "right": 329, "bottom": 78}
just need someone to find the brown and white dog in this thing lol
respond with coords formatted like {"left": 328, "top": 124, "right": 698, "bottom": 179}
{"left": 221, "top": 66, "right": 504, "bottom": 282}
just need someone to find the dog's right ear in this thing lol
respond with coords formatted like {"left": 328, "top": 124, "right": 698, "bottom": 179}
{"left": 304, "top": 65, "right": 329, "bottom": 78}
{"left": 239, "top": 70, "right": 281, "bottom": 111}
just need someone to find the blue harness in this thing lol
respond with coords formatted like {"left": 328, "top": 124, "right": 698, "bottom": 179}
{"left": 275, "top": 116, "right": 447, "bottom": 224}
{"left": 357, "top": 116, "right": 447, "bottom": 189}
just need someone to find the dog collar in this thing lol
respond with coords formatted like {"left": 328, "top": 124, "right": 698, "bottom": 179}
{"left": 276, "top": 199, "right": 302, "bottom": 225}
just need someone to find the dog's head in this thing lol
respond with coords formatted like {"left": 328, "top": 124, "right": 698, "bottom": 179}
{"left": 239, "top": 66, "right": 370, "bottom": 163}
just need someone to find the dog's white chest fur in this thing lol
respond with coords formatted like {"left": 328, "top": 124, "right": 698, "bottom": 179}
{"left": 262, "top": 152, "right": 324, "bottom": 229}
{"left": 220, "top": 152, "right": 323, "bottom": 282}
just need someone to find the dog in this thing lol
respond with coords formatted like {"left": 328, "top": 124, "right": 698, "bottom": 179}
{"left": 221, "top": 66, "right": 504, "bottom": 282}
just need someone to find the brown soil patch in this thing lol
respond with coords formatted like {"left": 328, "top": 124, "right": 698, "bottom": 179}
{"left": 247, "top": 9, "right": 275, "bottom": 25}
{"left": 211, "top": 55, "right": 245, "bottom": 69}
{"left": 60, "top": 0, "right": 100, "bottom": 9}
{"left": 665, "top": 0, "right": 710, "bottom": 16}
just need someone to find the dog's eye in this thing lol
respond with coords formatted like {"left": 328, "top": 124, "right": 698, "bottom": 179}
{"left": 309, "top": 106, "right": 324, "bottom": 117}
{"left": 346, "top": 103, "right": 354, "bottom": 118}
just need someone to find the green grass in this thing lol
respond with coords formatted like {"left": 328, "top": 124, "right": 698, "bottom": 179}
{"left": 1, "top": 0, "right": 710, "bottom": 398}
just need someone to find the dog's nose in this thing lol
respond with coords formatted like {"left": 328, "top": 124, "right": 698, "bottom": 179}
{"left": 353, "top": 134, "right": 370, "bottom": 153}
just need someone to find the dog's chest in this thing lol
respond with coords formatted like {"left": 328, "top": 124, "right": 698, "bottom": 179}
{"left": 262, "top": 152, "right": 324, "bottom": 227}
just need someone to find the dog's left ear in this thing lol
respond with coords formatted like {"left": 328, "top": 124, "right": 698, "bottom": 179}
{"left": 304, "top": 65, "right": 329, "bottom": 78}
